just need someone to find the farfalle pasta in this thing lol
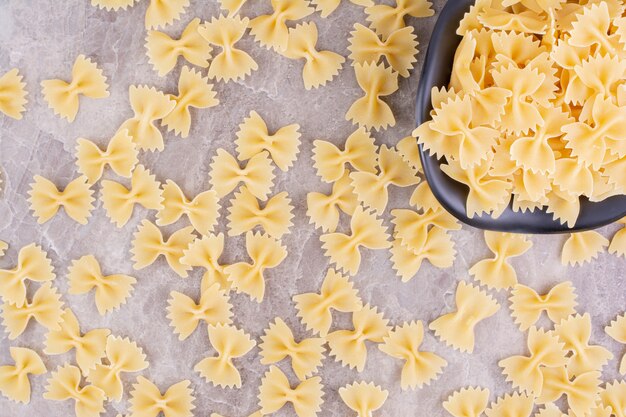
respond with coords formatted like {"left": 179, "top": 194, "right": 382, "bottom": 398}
{"left": 226, "top": 187, "right": 294, "bottom": 238}
{"left": 217, "top": 0, "right": 248, "bottom": 16}
{"left": 311, "top": 0, "right": 372, "bottom": 18}
{"left": 484, "top": 392, "right": 534, "bottom": 417}
{"left": 145, "top": 18, "right": 211, "bottom": 76}
{"left": 442, "top": 386, "right": 489, "bottom": 417}
{"left": 249, "top": 0, "right": 314, "bottom": 51}
{"left": 156, "top": 180, "right": 220, "bottom": 235}
{"left": 509, "top": 281, "right": 578, "bottom": 331}
{"left": 44, "top": 363, "right": 106, "bottom": 417}
{"left": 307, "top": 173, "right": 358, "bottom": 233}
{"left": 75, "top": 129, "right": 138, "bottom": 184}
{"left": 258, "top": 365, "right": 324, "bottom": 417}
{"left": 67, "top": 255, "right": 136, "bottom": 315}
{"left": 561, "top": 231, "right": 609, "bottom": 266}
{"left": 0, "top": 347, "right": 46, "bottom": 404}
{"left": 599, "top": 380, "right": 626, "bottom": 417}
{"left": 327, "top": 304, "right": 390, "bottom": 372}
{"left": 391, "top": 206, "right": 459, "bottom": 254}
{"left": 365, "top": 0, "right": 434, "bottom": 39}
{"left": 281, "top": 22, "right": 345, "bottom": 90}
{"left": 194, "top": 324, "right": 255, "bottom": 388}
{"left": 0, "top": 243, "right": 55, "bottom": 307}
{"left": 209, "top": 149, "right": 275, "bottom": 200}
{"left": 605, "top": 313, "right": 626, "bottom": 375}
{"left": 28, "top": 175, "right": 95, "bottom": 225}
{"left": 180, "top": 233, "right": 230, "bottom": 290}
{"left": 129, "top": 377, "right": 195, "bottom": 417}
{"left": 338, "top": 381, "right": 388, "bottom": 417}
{"left": 536, "top": 366, "right": 601, "bottom": 416}
{"left": 379, "top": 320, "right": 447, "bottom": 390}
{"left": 145, "top": 0, "right": 189, "bottom": 29}
{"left": 2, "top": 282, "right": 64, "bottom": 340}
{"left": 260, "top": 317, "right": 325, "bottom": 381}
{"left": 0, "top": 68, "right": 28, "bottom": 120}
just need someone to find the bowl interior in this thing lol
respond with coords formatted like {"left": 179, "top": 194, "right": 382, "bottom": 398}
{"left": 415, "top": 0, "right": 626, "bottom": 234}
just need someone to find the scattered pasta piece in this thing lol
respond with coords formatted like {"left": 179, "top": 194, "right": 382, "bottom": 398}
{"left": 327, "top": 304, "right": 390, "bottom": 372}
{"left": 209, "top": 149, "right": 275, "bottom": 200}
{"left": 129, "top": 377, "right": 195, "bottom": 417}
{"left": 429, "top": 280, "right": 500, "bottom": 353}
{"left": 28, "top": 175, "right": 95, "bottom": 225}
{"left": 561, "top": 231, "right": 609, "bottom": 266}
{"left": 0, "top": 68, "right": 28, "bottom": 120}
{"left": 258, "top": 365, "right": 324, "bottom": 417}
{"left": 536, "top": 366, "right": 601, "bottom": 417}
{"left": 484, "top": 392, "right": 534, "bottom": 417}
{"left": 44, "top": 308, "right": 110, "bottom": 374}
{"left": 379, "top": 320, "right": 447, "bottom": 390}
{"left": 156, "top": 180, "right": 220, "bottom": 235}
{"left": 91, "top": 0, "right": 137, "bottom": 10}
{"left": 180, "top": 233, "right": 231, "bottom": 290}
{"left": 468, "top": 232, "right": 532, "bottom": 290}
{"left": 260, "top": 317, "right": 325, "bottom": 381}
{"left": 0, "top": 243, "right": 55, "bottom": 307}
{"left": 194, "top": 323, "right": 255, "bottom": 388}
{"left": 396, "top": 136, "right": 422, "bottom": 173}
{"left": 0, "top": 347, "right": 45, "bottom": 404}
{"left": 118, "top": 85, "right": 176, "bottom": 151}
{"left": 345, "top": 61, "right": 398, "bottom": 131}
{"left": 509, "top": 281, "right": 577, "bottom": 331}
{"left": 67, "top": 255, "right": 136, "bottom": 315}
{"left": 130, "top": 220, "right": 196, "bottom": 278}
{"left": 338, "top": 381, "right": 388, "bottom": 417}
{"left": 227, "top": 187, "right": 294, "bottom": 238}
{"left": 101, "top": 165, "right": 163, "bottom": 227}
{"left": 44, "top": 363, "right": 106, "bottom": 417}
{"left": 599, "top": 380, "right": 626, "bottom": 416}
{"left": 223, "top": 231, "right": 287, "bottom": 302}
{"left": 161, "top": 66, "right": 219, "bottom": 137}
{"left": 166, "top": 282, "right": 233, "bottom": 340}
{"left": 307, "top": 173, "right": 358, "bottom": 233}
{"left": 41, "top": 55, "right": 109, "bottom": 122}
{"left": 293, "top": 269, "right": 362, "bottom": 337}
{"left": 605, "top": 313, "right": 626, "bottom": 375}
{"left": 391, "top": 206, "right": 459, "bottom": 254}
{"left": 75, "top": 129, "right": 138, "bottom": 184}
{"left": 534, "top": 403, "right": 568, "bottom": 417}
{"left": 498, "top": 327, "right": 567, "bottom": 396}
{"left": 145, "top": 0, "right": 189, "bottom": 29}
{"left": 198, "top": 15, "right": 258, "bottom": 82}
{"left": 87, "top": 335, "right": 149, "bottom": 401}
{"left": 442, "top": 386, "right": 489, "bottom": 417}
{"left": 145, "top": 18, "right": 211, "bottom": 76}
{"left": 281, "top": 22, "right": 345, "bottom": 90}
{"left": 609, "top": 218, "right": 626, "bottom": 257}
{"left": 312, "top": 127, "right": 378, "bottom": 183}
{"left": 2, "top": 282, "right": 64, "bottom": 340}
{"left": 365, "top": 0, "right": 434, "bottom": 39}
{"left": 249, "top": 0, "right": 314, "bottom": 51}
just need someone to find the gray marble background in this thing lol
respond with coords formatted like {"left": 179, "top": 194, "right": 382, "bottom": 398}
{"left": 0, "top": 0, "right": 625, "bottom": 416}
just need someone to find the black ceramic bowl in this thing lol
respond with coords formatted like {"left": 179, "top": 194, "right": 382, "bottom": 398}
{"left": 415, "top": 0, "right": 626, "bottom": 234}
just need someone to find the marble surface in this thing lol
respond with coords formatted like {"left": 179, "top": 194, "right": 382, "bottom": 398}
{"left": 0, "top": 0, "right": 625, "bottom": 416}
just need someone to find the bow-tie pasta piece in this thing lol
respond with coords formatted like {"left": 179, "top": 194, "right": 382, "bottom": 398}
{"left": 311, "top": 0, "right": 373, "bottom": 18}
{"left": 87, "top": 336, "right": 148, "bottom": 401}
{"left": 498, "top": 327, "right": 568, "bottom": 396}
{"left": 2, "top": 282, "right": 64, "bottom": 339}
{"left": 194, "top": 324, "right": 256, "bottom": 388}
{"left": 0, "top": 68, "right": 28, "bottom": 119}
{"left": 379, "top": 321, "right": 447, "bottom": 390}
{"left": 44, "top": 308, "right": 110, "bottom": 375}
{"left": 260, "top": 317, "right": 325, "bottom": 381}
{"left": 167, "top": 282, "right": 233, "bottom": 340}
{"left": 258, "top": 365, "right": 324, "bottom": 417}
{"left": 217, "top": 0, "right": 248, "bottom": 16}
{"left": 161, "top": 66, "right": 219, "bottom": 138}
{"left": 609, "top": 218, "right": 626, "bottom": 258}
{"left": 365, "top": 0, "right": 434, "bottom": 39}
{"left": 41, "top": 55, "right": 109, "bottom": 123}
{"left": 157, "top": 180, "right": 220, "bottom": 235}
{"left": 235, "top": 111, "right": 301, "bottom": 172}
{"left": 569, "top": 2, "right": 621, "bottom": 54}
{"left": 209, "top": 149, "right": 275, "bottom": 200}
{"left": 223, "top": 231, "right": 287, "bottom": 302}
{"left": 67, "top": 255, "right": 136, "bottom": 315}
{"left": 544, "top": 184, "right": 582, "bottom": 228}
{"left": 129, "top": 377, "right": 195, "bottom": 417}
{"left": 338, "top": 381, "right": 388, "bottom": 417}
{"left": 281, "top": 22, "right": 345, "bottom": 90}
{"left": 101, "top": 165, "right": 163, "bottom": 227}
{"left": 327, "top": 304, "right": 390, "bottom": 372}
{"left": 249, "top": 0, "right": 314, "bottom": 51}
{"left": 307, "top": 173, "right": 359, "bottom": 233}
{"left": 396, "top": 136, "right": 422, "bottom": 173}
{"left": 346, "top": 62, "right": 398, "bottom": 131}
{"left": 484, "top": 392, "right": 535, "bottom": 417}
{"left": 536, "top": 366, "right": 601, "bottom": 417}
{"left": 429, "top": 280, "right": 500, "bottom": 353}
{"left": 44, "top": 364, "right": 106, "bottom": 417}
{"left": 145, "top": 0, "right": 189, "bottom": 29}
{"left": 131, "top": 220, "right": 196, "bottom": 278}
{"left": 146, "top": 18, "right": 211, "bottom": 76}
{"left": 180, "top": 233, "right": 231, "bottom": 290}
{"left": 605, "top": 313, "right": 626, "bottom": 375}
{"left": 312, "top": 127, "right": 378, "bottom": 183}
{"left": 599, "top": 381, "right": 626, "bottom": 417}
{"left": 509, "top": 281, "right": 577, "bottom": 331}
{"left": 75, "top": 129, "right": 138, "bottom": 184}
{"left": 293, "top": 269, "right": 362, "bottom": 337}
{"left": 198, "top": 15, "right": 258, "bottom": 82}
{"left": 118, "top": 85, "right": 176, "bottom": 151}
{"left": 227, "top": 187, "right": 294, "bottom": 238}
{"left": 28, "top": 175, "right": 95, "bottom": 225}
{"left": 0, "top": 347, "right": 46, "bottom": 404}
{"left": 468, "top": 232, "right": 532, "bottom": 290}
{"left": 442, "top": 386, "right": 490, "bottom": 417}
{"left": 348, "top": 24, "right": 418, "bottom": 78}
{"left": 0, "top": 243, "right": 55, "bottom": 307}
{"left": 91, "top": 0, "right": 137, "bottom": 10}
{"left": 391, "top": 207, "right": 460, "bottom": 254}
{"left": 534, "top": 403, "right": 569, "bottom": 417}
{"left": 561, "top": 231, "right": 609, "bottom": 266}
{"left": 478, "top": 6, "right": 548, "bottom": 34}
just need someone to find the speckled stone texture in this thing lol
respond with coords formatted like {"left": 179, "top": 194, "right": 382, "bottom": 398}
{"left": 0, "top": 0, "right": 625, "bottom": 416}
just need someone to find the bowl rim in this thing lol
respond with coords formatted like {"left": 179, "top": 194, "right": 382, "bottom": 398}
{"left": 415, "top": 0, "right": 626, "bottom": 234}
